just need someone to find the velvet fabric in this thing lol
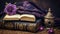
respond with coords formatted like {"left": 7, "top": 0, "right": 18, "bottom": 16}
{"left": 16, "top": 1, "right": 46, "bottom": 18}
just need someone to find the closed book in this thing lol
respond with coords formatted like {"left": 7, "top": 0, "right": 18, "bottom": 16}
{"left": 1, "top": 21, "right": 40, "bottom": 32}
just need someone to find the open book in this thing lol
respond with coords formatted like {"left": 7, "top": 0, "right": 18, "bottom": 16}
{"left": 3, "top": 14, "right": 36, "bottom": 22}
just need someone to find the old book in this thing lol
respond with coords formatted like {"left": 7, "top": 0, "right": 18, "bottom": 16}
{"left": 3, "top": 14, "right": 36, "bottom": 22}
{"left": 2, "top": 21, "right": 40, "bottom": 32}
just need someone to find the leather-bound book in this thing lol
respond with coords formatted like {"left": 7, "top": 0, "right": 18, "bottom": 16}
{"left": 3, "top": 14, "right": 36, "bottom": 22}
{"left": 1, "top": 19, "right": 41, "bottom": 32}
{"left": 2, "top": 21, "right": 40, "bottom": 32}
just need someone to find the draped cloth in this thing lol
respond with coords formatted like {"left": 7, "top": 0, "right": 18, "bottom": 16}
{"left": 16, "top": 1, "right": 47, "bottom": 18}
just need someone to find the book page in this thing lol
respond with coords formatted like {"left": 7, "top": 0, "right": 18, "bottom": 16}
{"left": 20, "top": 14, "right": 35, "bottom": 18}
{"left": 3, "top": 14, "right": 21, "bottom": 20}
{"left": 20, "top": 14, "right": 36, "bottom": 22}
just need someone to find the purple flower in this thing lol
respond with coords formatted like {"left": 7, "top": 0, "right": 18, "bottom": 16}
{"left": 4, "top": 3, "right": 17, "bottom": 15}
{"left": 48, "top": 28, "right": 54, "bottom": 34}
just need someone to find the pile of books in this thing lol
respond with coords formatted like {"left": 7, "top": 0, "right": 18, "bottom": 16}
{"left": 0, "top": 14, "right": 41, "bottom": 32}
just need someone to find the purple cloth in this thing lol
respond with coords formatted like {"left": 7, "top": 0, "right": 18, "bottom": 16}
{"left": 17, "top": 1, "right": 39, "bottom": 11}
{"left": 17, "top": 10, "right": 45, "bottom": 18}
{"left": 16, "top": 1, "right": 46, "bottom": 18}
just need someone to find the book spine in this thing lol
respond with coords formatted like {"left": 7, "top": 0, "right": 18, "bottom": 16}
{"left": 0, "top": 22, "right": 39, "bottom": 32}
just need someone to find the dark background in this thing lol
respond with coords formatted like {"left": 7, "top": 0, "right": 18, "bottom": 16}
{"left": 0, "top": 0, "right": 60, "bottom": 17}
{"left": 0, "top": 0, "right": 60, "bottom": 28}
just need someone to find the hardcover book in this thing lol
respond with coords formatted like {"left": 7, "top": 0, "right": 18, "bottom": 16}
{"left": 2, "top": 21, "right": 40, "bottom": 32}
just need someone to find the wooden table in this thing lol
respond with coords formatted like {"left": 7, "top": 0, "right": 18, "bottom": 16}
{"left": 0, "top": 29, "right": 60, "bottom": 34}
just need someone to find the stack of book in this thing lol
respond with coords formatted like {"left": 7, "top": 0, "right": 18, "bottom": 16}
{"left": 1, "top": 14, "right": 41, "bottom": 32}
